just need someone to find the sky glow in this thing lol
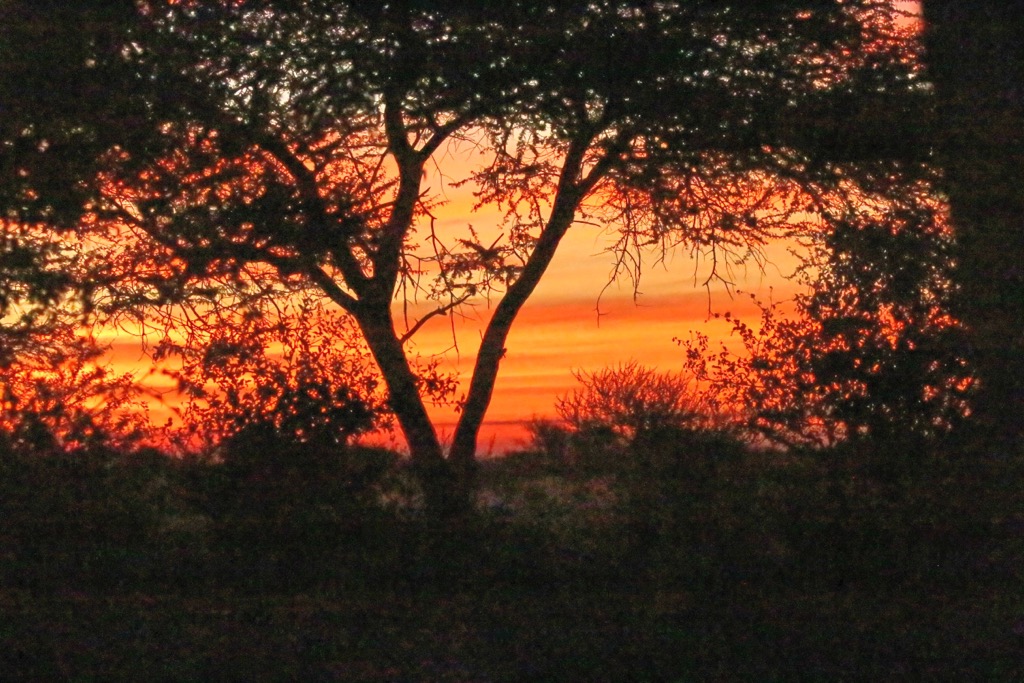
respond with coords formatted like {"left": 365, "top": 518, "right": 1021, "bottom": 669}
{"left": 110, "top": 135, "right": 802, "bottom": 454}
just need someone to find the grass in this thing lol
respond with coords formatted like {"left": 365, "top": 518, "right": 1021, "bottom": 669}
{"left": 2, "top": 440, "right": 1024, "bottom": 680}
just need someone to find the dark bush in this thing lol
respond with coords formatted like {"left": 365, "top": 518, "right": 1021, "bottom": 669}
{"left": 200, "top": 422, "right": 400, "bottom": 587}
{"left": 0, "top": 442, "right": 194, "bottom": 590}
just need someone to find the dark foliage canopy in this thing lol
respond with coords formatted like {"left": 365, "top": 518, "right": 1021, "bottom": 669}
{"left": 683, "top": 191, "right": 969, "bottom": 451}
{"left": 921, "top": 0, "right": 1024, "bottom": 455}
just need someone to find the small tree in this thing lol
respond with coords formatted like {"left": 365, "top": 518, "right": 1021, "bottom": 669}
{"left": 557, "top": 361, "right": 715, "bottom": 449}
{"left": 683, "top": 192, "right": 971, "bottom": 454}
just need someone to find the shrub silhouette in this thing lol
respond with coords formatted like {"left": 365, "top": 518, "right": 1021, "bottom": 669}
{"left": 0, "top": 329, "right": 148, "bottom": 456}
{"left": 554, "top": 362, "right": 731, "bottom": 468}
{"left": 0, "top": 442, "right": 195, "bottom": 589}
{"left": 208, "top": 413, "right": 398, "bottom": 573}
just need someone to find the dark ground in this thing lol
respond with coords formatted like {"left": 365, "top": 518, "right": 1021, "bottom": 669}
{"left": 2, "top": 443, "right": 1023, "bottom": 681}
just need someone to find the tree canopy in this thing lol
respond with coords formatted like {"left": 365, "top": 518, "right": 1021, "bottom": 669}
{"left": 1, "top": 0, "right": 932, "bottom": 512}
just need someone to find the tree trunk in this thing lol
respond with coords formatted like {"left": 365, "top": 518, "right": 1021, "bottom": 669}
{"left": 922, "top": 1, "right": 1024, "bottom": 455}
{"left": 450, "top": 193, "right": 583, "bottom": 469}
{"left": 354, "top": 303, "right": 470, "bottom": 517}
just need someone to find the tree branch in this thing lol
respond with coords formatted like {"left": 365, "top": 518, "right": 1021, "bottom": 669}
{"left": 373, "top": 94, "right": 425, "bottom": 298}
{"left": 398, "top": 293, "right": 473, "bottom": 345}
{"left": 242, "top": 125, "right": 371, "bottom": 297}
{"left": 305, "top": 263, "right": 359, "bottom": 312}
{"left": 418, "top": 114, "right": 471, "bottom": 159}
{"left": 449, "top": 130, "right": 595, "bottom": 466}
{"left": 383, "top": 91, "right": 415, "bottom": 164}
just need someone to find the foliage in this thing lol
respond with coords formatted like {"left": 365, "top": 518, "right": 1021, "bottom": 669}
{"left": 159, "top": 297, "right": 434, "bottom": 452}
{"left": 0, "top": 223, "right": 76, "bottom": 361}
{"left": 168, "top": 303, "right": 380, "bottom": 442}
{"left": 0, "top": 0, "right": 143, "bottom": 229}
{"left": 0, "top": 442, "right": 211, "bottom": 590}
{"left": 0, "top": 1, "right": 146, "bottom": 381}
{"left": 682, "top": 193, "right": 971, "bottom": 450}
{"left": 204, "top": 436, "right": 400, "bottom": 580}
{"left": 146, "top": 298, "right": 447, "bottom": 567}
{"left": 6, "top": 431, "right": 1021, "bottom": 679}
{"left": 0, "top": 325, "right": 149, "bottom": 455}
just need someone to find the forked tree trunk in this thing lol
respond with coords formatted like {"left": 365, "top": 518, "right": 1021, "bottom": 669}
{"left": 355, "top": 306, "right": 470, "bottom": 518}
{"left": 356, "top": 130, "right": 595, "bottom": 518}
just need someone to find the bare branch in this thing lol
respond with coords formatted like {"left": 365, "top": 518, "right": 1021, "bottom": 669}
{"left": 398, "top": 293, "right": 474, "bottom": 345}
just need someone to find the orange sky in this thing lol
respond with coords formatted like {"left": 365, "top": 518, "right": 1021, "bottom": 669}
{"left": 437, "top": 0, "right": 923, "bottom": 450}
{"left": 62, "top": 1, "right": 923, "bottom": 455}
{"left": 111, "top": 137, "right": 802, "bottom": 453}
{"left": 106, "top": 13, "right": 917, "bottom": 454}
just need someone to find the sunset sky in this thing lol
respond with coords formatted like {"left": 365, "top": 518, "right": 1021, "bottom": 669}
{"left": 109, "top": 135, "right": 803, "bottom": 453}
{"left": 403, "top": 144, "right": 803, "bottom": 451}
{"left": 405, "top": 2, "right": 921, "bottom": 452}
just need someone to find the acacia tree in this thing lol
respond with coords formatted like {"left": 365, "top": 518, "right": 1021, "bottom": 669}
{"left": 3, "top": 1, "right": 927, "bottom": 513}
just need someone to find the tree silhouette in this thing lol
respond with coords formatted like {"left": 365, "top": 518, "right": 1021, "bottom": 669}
{"left": 921, "top": 2, "right": 1024, "bottom": 455}
{"left": 2, "top": 1, "right": 928, "bottom": 514}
